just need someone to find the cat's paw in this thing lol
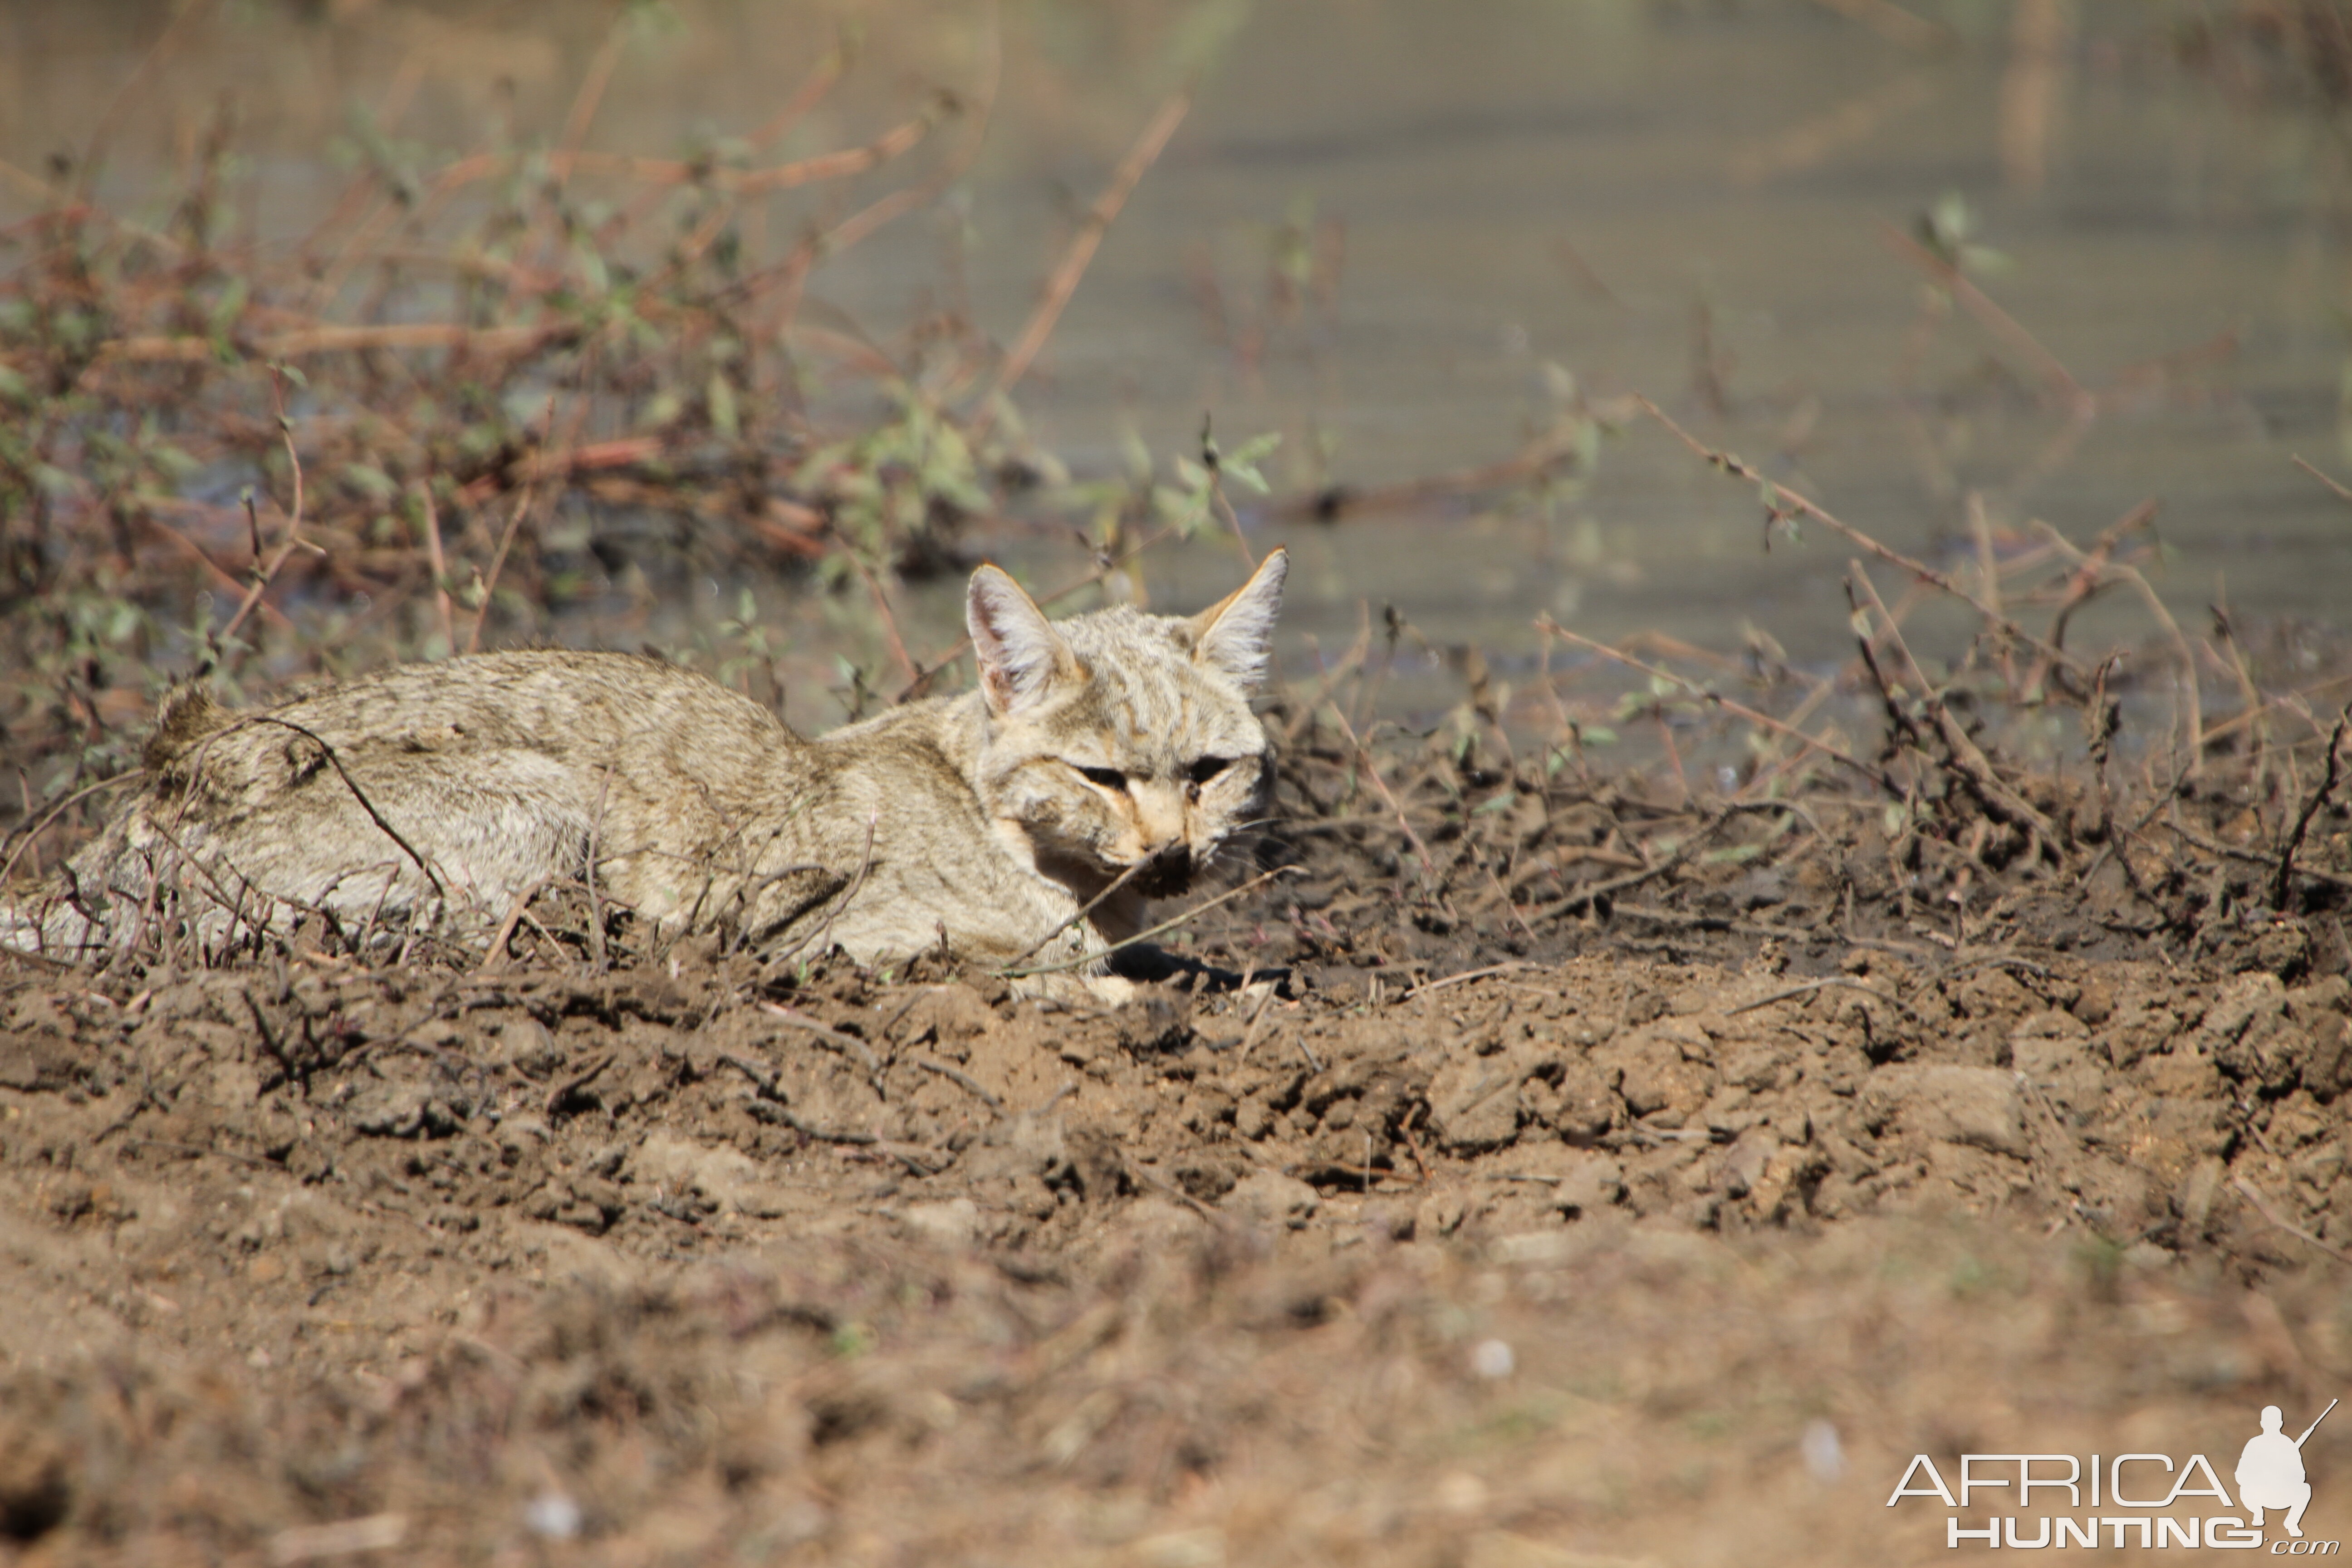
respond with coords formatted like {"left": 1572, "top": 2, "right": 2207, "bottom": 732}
{"left": 1007, "top": 969, "right": 1141, "bottom": 1010}
{"left": 1083, "top": 972, "right": 1143, "bottom": 1008}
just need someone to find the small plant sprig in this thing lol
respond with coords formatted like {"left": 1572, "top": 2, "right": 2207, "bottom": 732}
{"left": 1160, "top": 416, "right": 1280, "bottom": 559}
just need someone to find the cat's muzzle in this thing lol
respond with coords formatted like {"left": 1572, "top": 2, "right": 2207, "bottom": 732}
{"left": 1130, "top": 843, "right": 1195, "bottom": 898}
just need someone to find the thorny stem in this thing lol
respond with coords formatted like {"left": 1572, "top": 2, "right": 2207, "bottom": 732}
{"left": 2029, "top": 520, "right": 2203, "bottom": 775}
{"left": 217, "top": 370, "right": 323, "bottom": 649}
{"left": 585, "top": 769, "right": 612, "bottom": 975}
{"left": 1323, "top": 701, "right": 1438, "bottom": 885}
{"left": 2273, "top": 700, "right": 2352, "bottom": 912}
{"left": 2232, "top": 1176, "right": 2352, "bottom": 1270}
{"left": 1636, "top": 396, "right": 2088, "bottom": 686}
{"left": 1001, "top": 857, "right": 1151, "bottom": 971}
{"left": 974, "top": 86, "right": 1193, "bottom": 432}
{"left": 1880, "top": 223, "right": 2091, "bottom": 416}
{"left": 246, "top": 718, "right": 449, "bottom": 902}
{"left": 846, "top": 552, "right": 921, "bottom": 689}
{"left": 755, "top": 1003, "right": 884, "bottom": 1091}
{"left": 769, "top": 815, "right": 880, "bottom": 973}
{"left": 1537, "top": 616, "right": 1897, "bottom": 796}
{"left": 1001, "top": 866, "right": 1298, "bottom": 980}
{"left": 0, "top": 769, "right": 142, "bottom": 895}
{"left": 1526, "top": 800, "right": 1815, "bottom": 924}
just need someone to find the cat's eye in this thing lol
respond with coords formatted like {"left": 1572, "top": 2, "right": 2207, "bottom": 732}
{"left": 1188, "top": 756, "right": 1234, "bottom": 785}
{"left": 1076, "top": 765, "right": 1127, "bottom": 791}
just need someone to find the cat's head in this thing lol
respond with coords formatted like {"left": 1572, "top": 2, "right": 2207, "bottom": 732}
{"left": 966, "top": 550, "right": 1288, "bottom": 904}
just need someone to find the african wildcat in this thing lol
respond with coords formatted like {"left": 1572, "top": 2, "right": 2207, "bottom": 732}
{"left": 5, "top": 550, "right": 1288, "bottom": 995}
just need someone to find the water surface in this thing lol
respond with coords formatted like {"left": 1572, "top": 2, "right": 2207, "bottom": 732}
{"left": 5, "top": 0, "right": 2346, "bottom": 705}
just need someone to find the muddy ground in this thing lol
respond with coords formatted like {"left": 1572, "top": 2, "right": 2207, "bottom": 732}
{"left": 5, "top": 703, "right": 2352, "bottom": 1566}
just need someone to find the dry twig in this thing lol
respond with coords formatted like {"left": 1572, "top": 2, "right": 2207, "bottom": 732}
{"left": 975, "top": 87, "right": 1193, "bottom": 428}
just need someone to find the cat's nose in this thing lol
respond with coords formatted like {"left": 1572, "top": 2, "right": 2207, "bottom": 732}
{"left": 1140, "top": 841, "right": 1192, "bottom": 890}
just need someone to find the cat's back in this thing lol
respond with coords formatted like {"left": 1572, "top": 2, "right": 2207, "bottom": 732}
{"left": 159, "top": 649, "right": 799, "bottom": 771}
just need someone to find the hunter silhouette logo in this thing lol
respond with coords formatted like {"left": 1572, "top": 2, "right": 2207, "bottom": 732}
{"left": 2242, "top": 1400, "right": 2335, "bottom": 1540}
{"left": 1885, "top": 1396, "right": 2341, "bottom": 1550}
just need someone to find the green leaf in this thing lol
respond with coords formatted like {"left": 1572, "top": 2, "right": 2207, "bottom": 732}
{"left": 575, "top": 242, "right": 610, "bottom": 297}
{"left": 1224, "top": 459, "right": 1271, "bottom": 495}
{"left": 208, "top": 277, "right": 249, "bottom": 338}
{"left": 1154, "top": 484, "right": 1211, "bottom": 537}
{"left": 1118, "top": 426, "right": 1154, "bottom": 485}
{"left": 1573, "top": 416, "right": 1602, "bottom": 472}
{"left": 1927, "top": 190, "right": 1972, "bottom": 251}
{"left": 1960, "top": 243, "right": 2011, "bottom": 276}
{"left": 707, "top": 371, "right": 738, "bottom": 439}
{"left": 341, "top": 463, "right": 399, "bottom": 503}
{"left": 1227, "top": 431, "right": 1282, "bottom": 468}
{"left": 640, "top": 389, "right": 684, "bottom": 431}
{"left": 146, "top": 443, "right": 198, "bottom": 480}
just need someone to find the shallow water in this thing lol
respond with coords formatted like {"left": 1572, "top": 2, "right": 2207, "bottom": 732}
{"left": 6, "top": 0, "right": 2349, "bottom": 697}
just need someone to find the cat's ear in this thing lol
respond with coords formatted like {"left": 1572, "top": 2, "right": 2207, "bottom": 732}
{"left": 1187, "top": 547, "right": 1287, "bottom": 692}
{"left": 968, "top": 564, "right": 1076, "bottom": 716}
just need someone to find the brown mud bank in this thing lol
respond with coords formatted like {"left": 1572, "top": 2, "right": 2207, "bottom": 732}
{"left": 5, "top": 734, "right": 2352, "bottom": 1564}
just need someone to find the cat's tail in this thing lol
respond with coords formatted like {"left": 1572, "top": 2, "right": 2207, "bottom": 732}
{"left": 0, "top": 807, "right": 132, "bottom": 965}
{"left": 0, "top": 882, "right": 115, "bottom": 965}
{"left": 0, "top": 837, "right": 272, "bottom": 966}
{"left": 0, "top": 805, "right": 156, "bottom": 961}
{"left": 0, "top": 685, "right": 239, "bottom": 966}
